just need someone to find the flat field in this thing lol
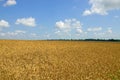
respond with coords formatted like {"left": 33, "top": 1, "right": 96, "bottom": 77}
{"left": 0, "top": 40, "right": 120, "bottom": 80}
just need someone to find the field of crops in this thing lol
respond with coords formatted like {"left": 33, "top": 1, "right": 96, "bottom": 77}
{"left": 0, "top": 40, "right": 120, "bottom": 80}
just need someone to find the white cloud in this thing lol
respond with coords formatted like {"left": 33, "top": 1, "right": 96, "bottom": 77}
{"left": 30, "top": 33, "right": 39, "bottom": 38}
{"left": 15, "top": 30, "right": 26, "bottom": 34}
{"left": 56, "top": 21, "right": 69, "bottom": 29}
{"left": 83, "top": 10, "right": 92, "bottom": 16}
{"left": 0, "top": 30, "right": 26, "bottom": 36}
{"left": 93, "top": 32, "right": 116, "bottom": 39}
{"left": 44, "top": 34, "right": 50, "bottom": 38}
{"left": 87, "top": 27, "right": 102, "bottom": 32}
{"left": 0, "top": 30, "right": 29, "bottom": 39}
{"left": 83, "top": 0, "right": 120, "bottom": 16}
{"left": 55, "top": 19, "right": 83, "bottom": 33}
{"left": 0, "top": 20, "right": 10, "bottom": 28}
{"left": 30, "top": 33, "right": 37, "bottom": 36}
{"left": 76, "top": 28, "right": 83, "bottom": 33}
{"left": 0, "top": 33, "right": 5, "bottom": 36}
{"left": 55, "top": 30, "right": 61, "bottom": 34}
{"left": 55, "top": 19, "right": 83, "bottom": 39}
{"left": 4, "top": 0, "right": 16, "bottom": 7}
{"left": 107, "top": 28, "right": 112, "bottom": 33}
{"left": 88, "top": 27, "right": 117, "bottom": 39}
{"left": 8, "top": 30, "right": 26, "bottom": 36}
{"left": 16, "top": 17, "right": 36, "bottom": 27}
{"left": 0, "top": 30, "right": 42, "bottom": 39}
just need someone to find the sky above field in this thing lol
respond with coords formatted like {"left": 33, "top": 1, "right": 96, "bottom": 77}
{"left": 0, "top": 0, "right": 120, "bottom": 40}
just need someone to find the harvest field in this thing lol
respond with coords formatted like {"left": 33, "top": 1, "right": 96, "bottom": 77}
{"left": 0, "top": 40, "right": 120, "bottom": 80}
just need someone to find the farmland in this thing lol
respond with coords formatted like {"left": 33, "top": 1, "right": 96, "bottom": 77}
{"left": 0, "top": 40, "right": 120, "bottom": 80}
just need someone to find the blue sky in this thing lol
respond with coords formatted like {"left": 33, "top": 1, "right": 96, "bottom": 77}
{"left": 0, "top": 0, "right": 120, "bottom": 40}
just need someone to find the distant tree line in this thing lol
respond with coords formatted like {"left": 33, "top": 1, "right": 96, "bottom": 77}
{"left": 47, "top": 39, "right": 120, "bottom": 42}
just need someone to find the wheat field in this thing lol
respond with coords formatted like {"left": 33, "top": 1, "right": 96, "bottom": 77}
{"left": 0, "top": 40, "right": 120, "bottom": 80}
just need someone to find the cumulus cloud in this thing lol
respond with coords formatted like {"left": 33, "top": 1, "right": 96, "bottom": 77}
{"left": 89, "top": 27, "right": 116, "bottom": 39}
{"left": 83, "top": 0, "right": 120, "bottom": 16}
{"left": 55, "top": 19, "right": 84, "bottom": 39}
{"left": 93, "top": 32, "right": 115, "bottom": 39}
{"left": 0, "top": 30, "right": 28, "bottom": 39}
{"left": 55, "top": 19, "right": 83, "bottom": 33}
{"left": 83, "top": 10, "right": 92, "bottom": 16}
{"left": 0, "top": 30, "right": 42, "bottom": 39}
{"left": 76, "top": 28, "right": 83, "bottom": 33}
{"left": 87, "top": 27, "right": 102, "bottom": 32}
{"left": 0, "top": 30, "right": 26, "bottom": 36}
{"left": 30, "top": 33, "right": 40, "bottom": 38}
{"left": 4, "top": 0, "right": 16, "bottom": 7}
{"left": 0, "top": 33, "right": 5, "bottom": 36}
{"left": 0, "top": 20, "right": 10, "bottom": 28}
{"left": 107, "top": 28, "right": 112, "bottom": 33}
{"left": 30, "top": 33, "right": 37, "bottom": 36}
{"left": 15, "top": 17, "right": 36, "bottom": 27}
{"left": 15, "top": 30, "right": 26, "bottom": 34}
{"left": 56, "top": 21, "right": 67, "bottom": 29}
{"left": 8, "top": 30, "right": 26, "bottom": 36}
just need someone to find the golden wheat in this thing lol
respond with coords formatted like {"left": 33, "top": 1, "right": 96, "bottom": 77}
{"left": 0, "top": 40, "right": 120, "bottom": 80}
